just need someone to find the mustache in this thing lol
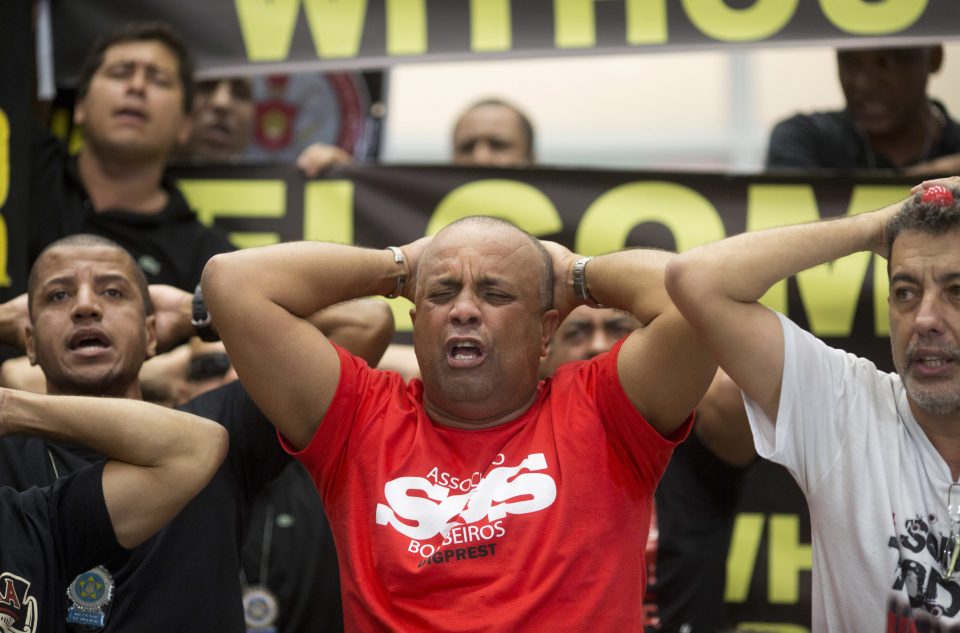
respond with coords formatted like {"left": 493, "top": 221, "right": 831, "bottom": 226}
{"left": 906, "top": 339, "right": 960, "bottom": 361}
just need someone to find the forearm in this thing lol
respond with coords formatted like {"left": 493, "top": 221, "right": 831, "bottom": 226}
{"left": 0, "top": 295, "right": 29, "bottom": 349}
{"left": 203, "top": 242, "right": 402, "bottom": 321}
{"left": 1, "top": 389, "right": 226, "bottom": 471}
{"left": 578, "top": 249, "right": 674, "bottom": 324}
{"left": 309, "top": 298, "right": 395, "bottom": 366}
{"left": 668, "top": 206, "right": 893, "bottom": 309}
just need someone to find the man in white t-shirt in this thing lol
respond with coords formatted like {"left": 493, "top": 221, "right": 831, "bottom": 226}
{"left": 666, "top": 176, "right": 960, "bottom": 631}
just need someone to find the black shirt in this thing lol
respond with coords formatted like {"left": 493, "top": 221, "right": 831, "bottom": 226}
{"left": 0, "top": 381, "right": 292, "bottom": 632}
{"left": 28, "top": 126, "right": 235, "bottom": 291}
{"left": 241, "top": 462, "right": 344, "bottom": 633}
{"left": 0, "top": 463, "right": 121, "bottom": 633}
{"left": 766, "top": 101, "right": 960, "bottom": 171}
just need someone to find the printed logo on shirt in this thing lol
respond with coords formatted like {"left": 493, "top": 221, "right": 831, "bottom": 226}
{"left": 886, "top": 595, "right": 960, "bottom": 633}
{"left": 375, "top": 452, "right": 557, "bottom": 565}
{"left": 0, "top": 572, "right": 39, "bottom": 633}
{"left": 888, "top": 514, "right": 960, "bottom": 620}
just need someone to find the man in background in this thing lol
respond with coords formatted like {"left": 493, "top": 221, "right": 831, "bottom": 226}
{"left": 767, "top": 46, "right": 960, "bottom": 174}
{"left": 30, "top": 22, "right": 234, "bottom": 291}
{"left": 452, "top": 98, "right": 535, "bottom": 167}
{"left": 541, "top": 305, "right": 751, "bottom": 632}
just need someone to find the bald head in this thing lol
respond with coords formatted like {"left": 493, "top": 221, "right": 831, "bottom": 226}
{"left": 423, "top": 217, "right": 552, "bottom": 312}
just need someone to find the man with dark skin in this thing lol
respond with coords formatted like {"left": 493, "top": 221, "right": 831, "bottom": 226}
{"left": 767, "top": 46, "right": 960, "bottom": 174}
{"left": 0, "top": 234, "right": 392, "bottom": 631}
{"left": 203, "top": 216, "right": 717, "bottom": 630}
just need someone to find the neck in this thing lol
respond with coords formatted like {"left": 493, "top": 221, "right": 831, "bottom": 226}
{"left": 866, "top": 102, "right": 941, "bottom": 168}
{"left": 422, "top": 389, "right": 538, "bottom": 430}
{"left": 46, "top": 379, "right": 143, "bottom": 401}
{"left": 911, "top": 400, "right": 960, "bottom": 480}
{"left": 78, "top": 147, "right": 169, "bottom": 214}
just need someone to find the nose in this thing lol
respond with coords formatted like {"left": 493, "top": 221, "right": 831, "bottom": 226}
{"left": 588, "top": 328, "right": 615, "bottom": 357}
{"left": 210, "top": 80, "right": 234, "bottom": 110}
{"left": 71, "top": 286, "right": 102, "bottom": 322}
{"left": 470, "top": 141, "right": 494, "bottom": 165}
{"left": 915, "top": 293, "right": 946, "bottom": 336}
{"left": 126, "top": 65, "right": 148, "bottom": 95}
{"left": 449, "top": 290, "right": 481, "bottom": 326}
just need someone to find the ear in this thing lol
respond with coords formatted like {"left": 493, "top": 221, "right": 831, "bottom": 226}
{"left": 144, "top": 314, "right": 158, "bottom": 360}
{"left": 176, "top": 114, "right": 193, "bottom": 147}
{"left": 24, "top": 325, "right": 37, "bottom": 366}
{"left": 539, "top": 309, "right": 560, "bottom": 358}
{"left": 409, "top": 306, "right": 417, "bottom": 325}
{"left": 73, "top": 99, "right": 86, "bottom": 127}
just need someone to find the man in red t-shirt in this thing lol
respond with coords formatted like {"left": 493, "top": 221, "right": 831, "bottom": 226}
{"left": 203, "top": 216, "right": 718, "bottom": 631}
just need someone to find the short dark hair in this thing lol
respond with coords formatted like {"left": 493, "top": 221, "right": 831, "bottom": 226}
{"left": 886, "top": 185, "right": 960, "bottom": 272}
{"left": 441, "top": 216, "right": 554, "bottom": 312}
{"left": 459, "top": 99, "right": 536, "bottom": 161}
{"left": 75, "top": 22, "right": 194, "bottom": 113}
{"left": 27, "top": 234, "right": 155, "bottom": 319}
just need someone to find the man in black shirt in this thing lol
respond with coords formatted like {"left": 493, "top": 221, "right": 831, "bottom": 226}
{"left": 0, "top": 376, "right": 227, "bottom": 633}
{"left": 0, "top": 234, "right": 392, "bottom": 631}
{"left": 29, "top": 22, "right": 234, "bottom": 291}
{"left": 767, "top": 46, "right": 960, "bottom": 174}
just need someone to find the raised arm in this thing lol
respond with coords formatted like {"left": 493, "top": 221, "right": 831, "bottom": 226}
{"left": 0, "top": 388, "right": 228, "bottom": 548}
{"left": 308, "top": 298, "right": 395, "bottom": 368}
{"left": 547, "top": 244, "right": 717, "bottom": 435}
{"left": 665, "top": 199, "right": 902, "bottom": 424}
{"left": 202, "top": 241, "right": 417, "bottom": 450}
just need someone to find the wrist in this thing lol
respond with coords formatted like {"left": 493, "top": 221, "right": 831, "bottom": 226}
{"left": 384, "top": 246, "right": 407, "bottom": 299}
{"left": 191, "top": 284, "right": 220, "bottom": 342}
{"left": 571, "top": 256, "right": 605, "bottom": 308}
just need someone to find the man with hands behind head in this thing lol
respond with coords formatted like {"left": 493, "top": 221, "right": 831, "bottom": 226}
{"left": 667, "top": 176, "right": 960, "bottom": 630}
{"left": 203, "top": 216, "right": 717, "bottom": 630}
{"left": 0, "top": 233, "right": 392, "bottom": 631}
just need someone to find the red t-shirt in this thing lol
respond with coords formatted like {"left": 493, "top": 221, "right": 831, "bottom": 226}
{"left": 285, "top": 339, "right": 691, "bottom": 632}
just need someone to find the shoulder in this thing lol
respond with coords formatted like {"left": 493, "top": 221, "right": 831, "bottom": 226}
{"left": 771, "top": 111, "right": 854, "bottom": 140}
{"left": 178, "top": 380, "right": 250, "bottom": 429}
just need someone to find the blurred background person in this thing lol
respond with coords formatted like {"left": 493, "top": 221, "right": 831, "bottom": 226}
{"left": 540, "top": 306, "right": 752, "bottom": 632}
{"left": 451, "top": 98, "right": 535, "bottom": 167}
{"left": 766, "top": 45, "right": 960, "bottom": 174}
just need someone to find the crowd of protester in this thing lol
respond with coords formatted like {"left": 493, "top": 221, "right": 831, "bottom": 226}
{"left": 3, "top": 13, "right": 960, "bottom": 633}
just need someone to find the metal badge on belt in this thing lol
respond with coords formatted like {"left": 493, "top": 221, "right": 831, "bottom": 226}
{"left": 66, "top": 566, "right": 114, "bottom": 631}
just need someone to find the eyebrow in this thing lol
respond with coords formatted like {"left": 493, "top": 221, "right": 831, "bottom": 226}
{"left": 889, "top": 272, "right": 919, "bottom": 285}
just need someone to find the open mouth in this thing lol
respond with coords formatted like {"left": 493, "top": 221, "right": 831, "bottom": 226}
{"left": 113, "top": 107, "right": 148, "bottom": 123}
{"left": 68, "top": 329, "right": 111, "bottom": 353}
{"left": 447, "top": 339, "right": 485, "bottom": 368}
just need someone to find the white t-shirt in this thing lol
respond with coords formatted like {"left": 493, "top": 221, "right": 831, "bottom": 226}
{"left": 744, "top": 312, "right": 960, "bottom": 632}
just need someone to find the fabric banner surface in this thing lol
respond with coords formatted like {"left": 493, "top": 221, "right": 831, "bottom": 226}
{"left": 52, "top": 0, "right": 960, "bottom": 81}
{"left": 0, "top": 1, "right": 33, "bottom": 306}
{"left": 169, "top": 161, "right": 910, "bottom": 372}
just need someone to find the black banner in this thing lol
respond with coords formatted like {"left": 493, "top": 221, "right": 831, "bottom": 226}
{"left": 0, "top": 0, "right": 34, "bottom": 305}
{"left": 171, "top": 162, "right": 911, "bottom": 373}
{"left": 52, "top": 0, "right": 960, "bottom": 82}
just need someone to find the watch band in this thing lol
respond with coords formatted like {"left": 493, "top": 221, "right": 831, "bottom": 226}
{"left": 572, "top": 256, "right": 604, "bottom": 308}
{"left": 385, "top": 246, "right": 406, "bottom": 299}
{"left": 191, "top": 284, "right": 220, "bottom": 342}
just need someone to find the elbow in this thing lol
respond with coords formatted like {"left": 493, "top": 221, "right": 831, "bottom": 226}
{"left": 200, "top": 424, "right": 230, "bottom": 482}
{"left": 200, "top": 253, "right": 239, "bottom": 314}
{"left": 664, "top": 255, "right": 701, "bottom": 320}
